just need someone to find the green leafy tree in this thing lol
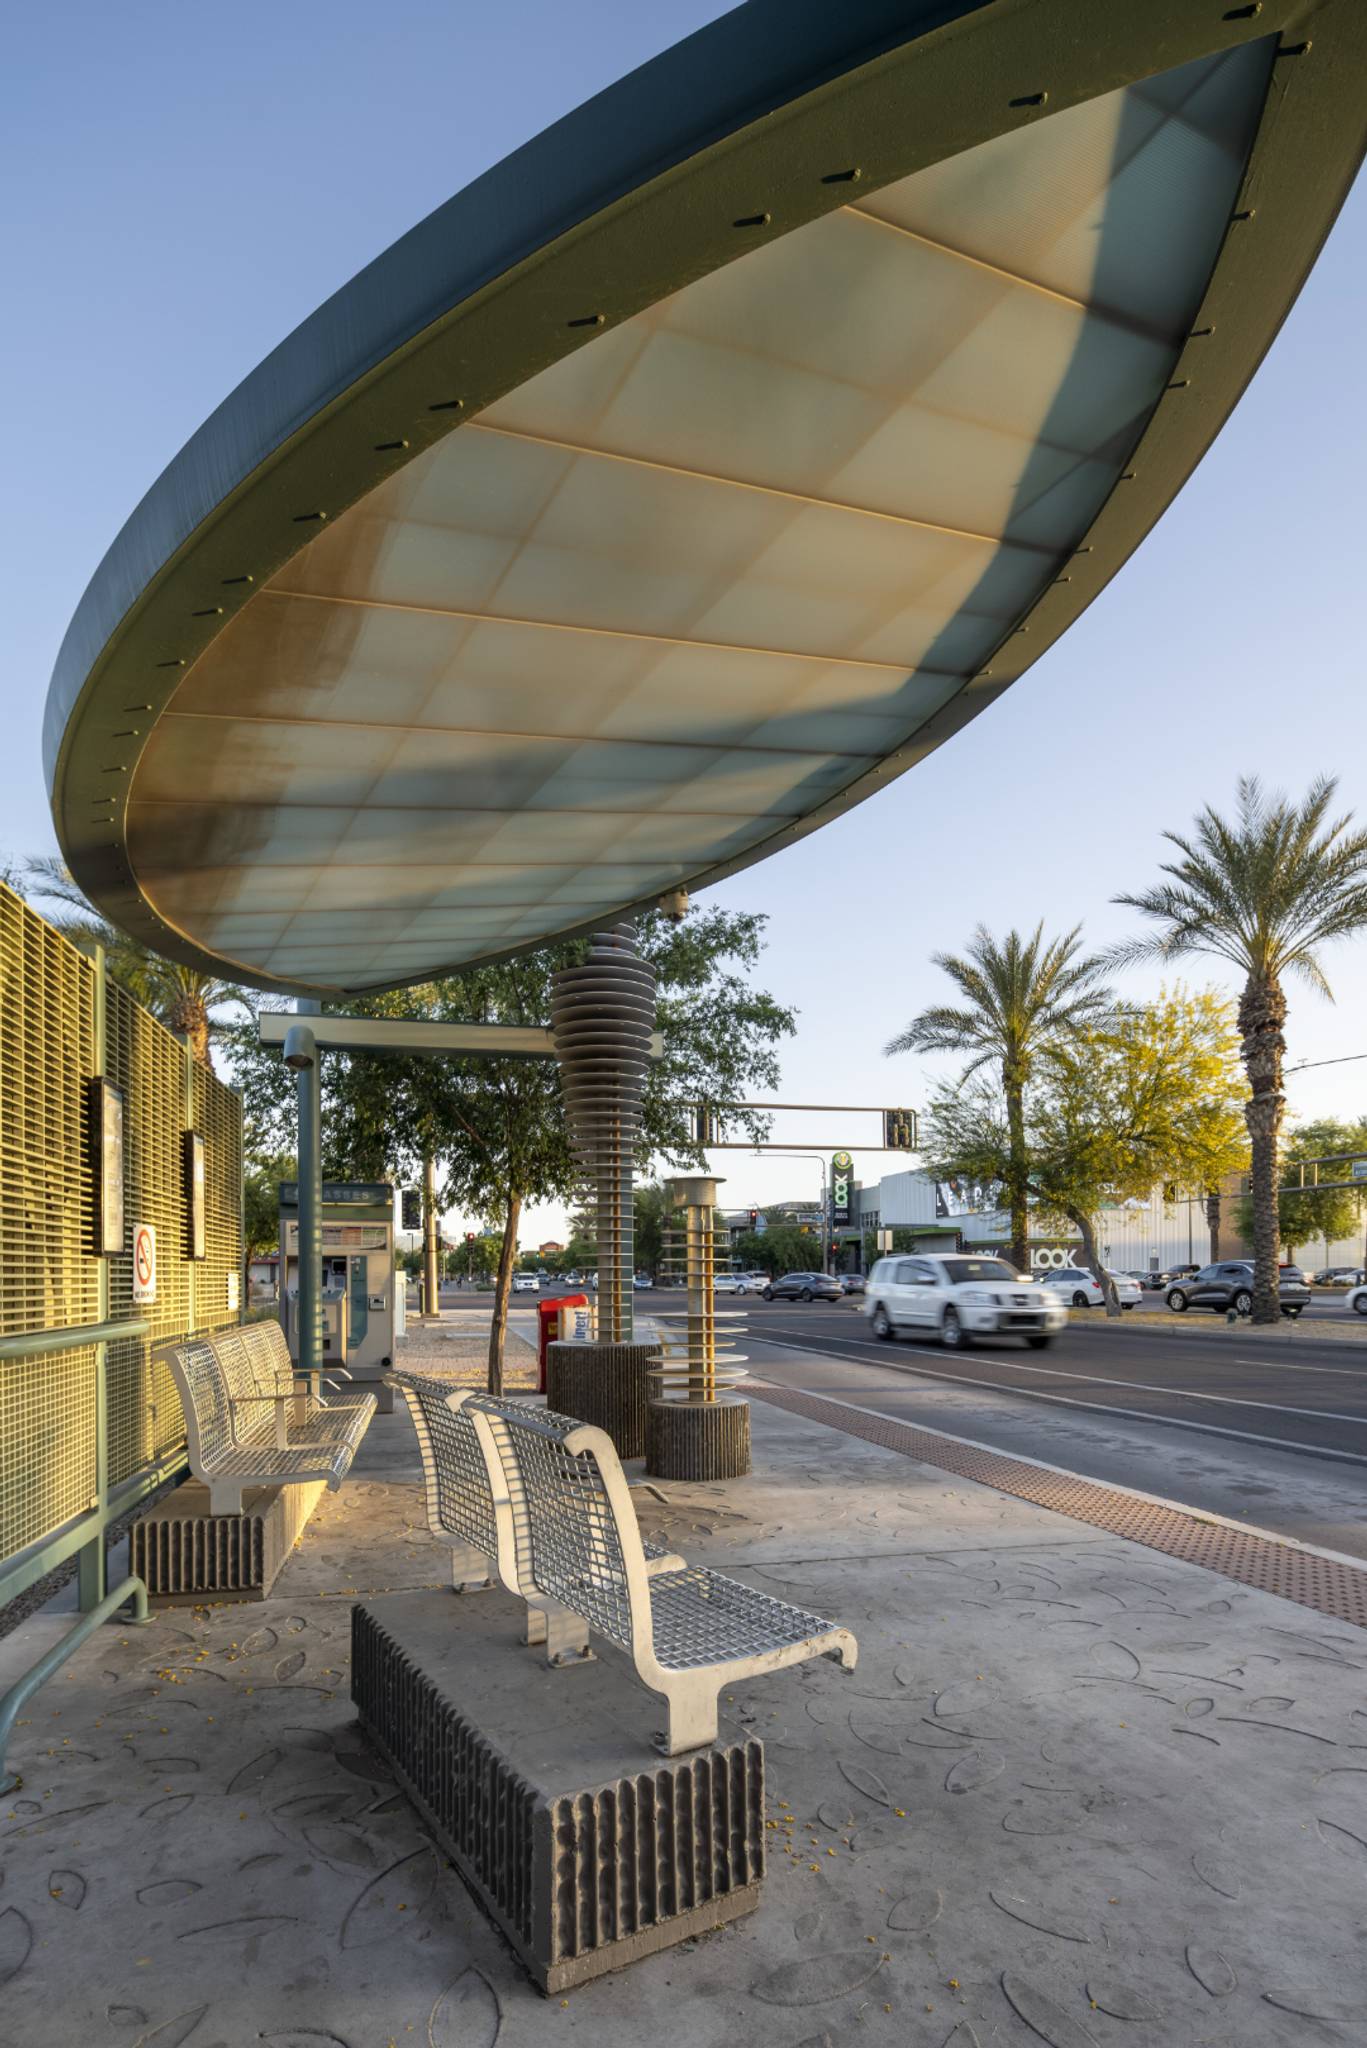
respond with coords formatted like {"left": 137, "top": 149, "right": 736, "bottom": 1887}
{"left": 226, "top": 909, "right": 794, "bottom": 1390}
{"left": 923, "top": 989, "right": 1248, "bottom": 1314}
{"left": 1232, "top": 1117, "right": 1367, "bottom": 1263}
{"left": 885, "top": 924, "right": 1112, "bottom": 1274}
{"left": 729, "top": 1219, "right": 823, "bottom": 1278}
{"left": 1113, "top": 777, "right": 1367, "bottom": 1321}
{"left": 242, "top": 1151, "right": 295, "bottom": 1304}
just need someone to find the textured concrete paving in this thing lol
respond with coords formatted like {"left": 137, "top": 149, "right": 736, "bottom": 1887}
{"left": 1, "top": 1384, "right": 1364, "bottom": 2047}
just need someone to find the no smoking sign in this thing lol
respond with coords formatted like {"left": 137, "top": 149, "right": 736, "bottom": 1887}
{"left": 132, "top": 1222, "right": 157, "bottom": 1304}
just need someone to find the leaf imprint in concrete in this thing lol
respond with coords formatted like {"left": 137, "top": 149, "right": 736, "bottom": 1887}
{"left": 940, "top": 2026, "right": 982, "bottom": 2047}
{"left": 275, "top": 1649, "right": 307, "bottom": 1682}
{"left": 848, "top": 1712, "right": 906, "bottom": 1757}
{"left": 179, "top": 1914, "right": 298, "bottom": 1945}
{"left": 1183, "top": 1699, "right": 1215, "bottom": 1717}
{"left": 0, "top": 1906, "right": 33, "bottom": 1985}
{"left": 303, "top": 1822, "right": 382, "bottom": 1870}
{"left": 106, "top": 2005, "right": 147, "bottom": 2025}
{"left": 340, "top": 1845, "right": 439, "bottom": 1947}
{"left": 989, "top": 1893, "right": 1091, "bottom": 1943}
{"left": 1191, "top": 1850, "right": 1241, "bottom": 1899}
{"left": 1084, "top": 1977, "right": 1161, "bottom": 2021}
{"left": 259, "top": 2031, "right": 351, "bottom": 2046}
{"left": 887, "top": 1886, "right": 942, "bottom": 1931}
{"left": 226, "top": 1748, "right": 283, "bottom": 1793}
{"left": 1263, "top": 1986, "right": 1363, "bottom": 2022}
{"left": 1316, "top": 1817, "right": 1367, "bottom": 1862}
{"left": 934, "top": 1684, "right": 998, "bottom": 1719}
{"left": 944, "top": 1752, "right": 1004, "bottom": 1795}
{"left": 429, "top": 1966, "right": 501, "bottom": 2048}
{"left": 240, "top": 1626, "right": 278, "bottom": 1656}
{"left": 130, "top": 2007, "right": 210, "bottom": 2047}
{"left": 139, "top": 1793, "right": 196, "bottom": 1822}
{"left": 136, "top": 1879, "right": 203, "bottom": 1906}
{"left": 1087, "top": 1644, "right": 1142, "bottom": 1680}
{"left": 751, "top": 1948, "right": 886, "bottom": 2005}
{"left": 999, "top": 1971, "right": 1098, "bottom": 2047}
{"left": 906, "top": 1724, "right": 976, "bottom": 1751}
{"left": 837, "top": 1760, "right": 892, "bottom": 1805}
{"left": 1185, "top": 1945, "right": 1236, "bottom": 1996}
{"left": 46, "top": 1867, "right": 86, "bottom": 1909}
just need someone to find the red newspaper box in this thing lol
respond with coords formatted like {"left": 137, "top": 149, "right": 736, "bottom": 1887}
{"left": 536, "top": 1293, "right": 589, "bottom": 1392}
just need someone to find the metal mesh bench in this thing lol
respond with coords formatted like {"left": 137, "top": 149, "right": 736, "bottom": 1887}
{"left": 230, "top": 1322, "right": 375, "bottom": 1446}
{"left": 466, "top": 1395, "right": 857, "bottom": 1753}
{"left": 396, "top": 1370, "right": 683, "bottom": 1643}
{"left": 168, "top": 1336, "right": 368, "bottom": 1515}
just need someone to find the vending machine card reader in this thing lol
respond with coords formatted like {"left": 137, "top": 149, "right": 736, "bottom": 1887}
{"left": 279, "top": 1181, "right": 397, "bottom": 1408}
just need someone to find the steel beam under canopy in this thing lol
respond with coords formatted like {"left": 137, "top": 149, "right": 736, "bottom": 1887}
{"left": 258, "top": 1011, "right": 664, "bottom": 1060}
{"left": 44, "top": 1, "right": 1367, "bottom": 997}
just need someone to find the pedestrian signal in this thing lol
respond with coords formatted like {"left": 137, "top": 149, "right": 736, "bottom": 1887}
{"left": 401, "top": 1186, "right": 421, "bottom": 1230}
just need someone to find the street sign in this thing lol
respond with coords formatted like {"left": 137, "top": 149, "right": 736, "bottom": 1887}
{"left": 831, "top": 1151, "right": 853, "bottom": 1229}
{"left": 132, "top": 1222, "right": 157, "bottom": 1305}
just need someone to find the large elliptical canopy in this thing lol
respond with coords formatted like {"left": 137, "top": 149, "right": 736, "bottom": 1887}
{"left": 44, "top": 1, "right": 1366, "bottom": 997}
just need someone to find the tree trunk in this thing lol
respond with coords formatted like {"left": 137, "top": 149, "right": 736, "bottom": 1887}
{"left": 1068, "top": 1205, "right": 1119, "bottom": 1316}
{"left": 167, "top": 993, "right": 212, "bottom": 1069}
{"left": 1239, "top": 972, "right": 1287, "bottom": 1323}
{"left": 488, "top": 1190, "right": 522, "bottom": 1397}
{"left": 1005, "top": 1067, "right": 1029, "bottom": 1275}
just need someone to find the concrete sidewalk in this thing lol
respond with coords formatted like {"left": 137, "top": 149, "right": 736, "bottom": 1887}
{"left": 0, "top": 1389, "right": 1362, "bottom": 2045}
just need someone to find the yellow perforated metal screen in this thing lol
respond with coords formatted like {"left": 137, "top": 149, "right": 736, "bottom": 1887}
{"left": 0, "top": 883, "right": 243, "bottom": 1554}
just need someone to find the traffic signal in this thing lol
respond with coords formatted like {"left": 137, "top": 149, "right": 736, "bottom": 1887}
{"left": 883, "top": 1108, "right": 916, "bottom": 1151}
{"left": 466, "top": 1231, "right": 477, "bottom": 1244}
{"left": 693, "top": 1104, "right": 718, "bottom": 1145}
{"left": 748, "top": 1209, "right": 758, "bottom": 1229}
{"left": 401, "top": 1186, "right": 421, "bottom": 1230}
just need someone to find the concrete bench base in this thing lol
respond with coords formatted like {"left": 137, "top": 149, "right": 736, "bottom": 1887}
{"left": 351, "top": 1589, "right": 764, "bottom": 1992}
{"left": 129, "top": 1476, "right": 326, "bottom": 1602}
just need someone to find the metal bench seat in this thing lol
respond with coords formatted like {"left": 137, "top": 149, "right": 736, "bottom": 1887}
{"left": 395, "top": 1370, "right": 682, "bottom": 1647}
{"left": 237, "top": 1320, "right": 374, "bottom": 1437}
{"left": 466, "top": 1394, "right": 857, "bottom": 1754}
{"left": 169, "top": 1335, "right": 371, "bottom": 1515}
{"left": 213, "top": 1327, "right": 374, "bottom": 1451}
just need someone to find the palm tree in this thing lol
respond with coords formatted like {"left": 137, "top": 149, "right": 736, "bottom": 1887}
{"left": 1112, "top": 777, "right": 1367, "bottom": 1323}
{"left": 22, "top": 855, "right": 250, "bottom": 1069}
{"left": 885, "top": 924, "right": 1111, "bottom": 1273}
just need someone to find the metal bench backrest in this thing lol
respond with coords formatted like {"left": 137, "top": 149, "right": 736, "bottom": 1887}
{"left": 168, "top": 1338, "right": 236, "bottom": 1473}
{"left": 210, "top": 1328, "right": 272, "bottom": 1432}
{"left": 239, "top": 1319, "right": 292, "bottom": 1398}
{"left": 395, "top": 1373, "right": 501, "bottom": 1561}
{"left": 467, "top": 1397, "right": 649, "bottom": 1655}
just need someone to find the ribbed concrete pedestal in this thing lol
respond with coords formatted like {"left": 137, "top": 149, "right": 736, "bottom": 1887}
{"left": 129, "top": 1477, "right": 326, "bottom": 1602}
{"left": 352, "top": 1590, "right": 764, "bottom": 1992}
{"left": 546, "top": 1339, "right": 655, "bottom": 1458}
{"left": 646, "top": 1398, "right": 751, "bottom": 1480}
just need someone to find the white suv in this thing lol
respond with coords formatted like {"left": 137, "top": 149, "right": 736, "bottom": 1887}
{"left": 864, "top": 1253, "right": 1067, "bottom": 1349}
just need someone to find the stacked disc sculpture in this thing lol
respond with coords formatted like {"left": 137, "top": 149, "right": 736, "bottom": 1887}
{"left": 649, "top": 1176, "right": 751, "bottom": 1480}
{"left": 546, "top": 923, "right": 658, "bottom": 1455}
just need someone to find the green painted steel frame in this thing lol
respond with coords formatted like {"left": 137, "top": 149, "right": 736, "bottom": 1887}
{"left": 44, "top": 0, "right": 1367, "bottom": 996}
{"left": 0, "top": 1574, "right": 150, "bottom": 1795}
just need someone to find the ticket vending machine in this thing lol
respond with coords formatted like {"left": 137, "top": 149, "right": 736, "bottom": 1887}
{"left": 279, "top": 1181, "right": 397, "bottom": 1409}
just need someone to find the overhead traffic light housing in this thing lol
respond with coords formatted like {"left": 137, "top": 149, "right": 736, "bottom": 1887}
{"left": 883, "top": 1110, "right": 917, "bottom": 1152}
{"left": 400, "top": 1186, "right": 421, "bottom": 1231}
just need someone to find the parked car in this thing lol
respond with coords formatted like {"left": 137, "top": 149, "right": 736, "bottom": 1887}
{"left": 1126, "top": 1268, "right": 1170, "bottom": 1291}
{"left": 511, "top": 1274, "right": 539, "bottom": 1293}
{"left": 632, "top": 1273, "right": 654, "bottom": 1289}
{"left": 865, "top": 1253, "right": 1067, "bottom": 1349}
{"left": 839, "top": 1272, "right": 866, "bottom": 1295}
{"left": 1312, "top": 1266, "right": 1363, "bottom": 1286}
{"left": 1167, "top": 1263, "right": 1201, "bottom": 1281}
{"left": 762, "top": 1271, "right": 842, "bottom": 1303}
{"left": 1038, "top": 1266, "right": 1142, "bottom": 1309}
{"left": 1165, "top": 1261, "right": 1310, "bottom": 1317}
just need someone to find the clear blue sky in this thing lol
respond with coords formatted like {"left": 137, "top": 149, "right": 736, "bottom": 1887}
{"left": 5, "top": 4, "right": 1365, "bottom": 1242}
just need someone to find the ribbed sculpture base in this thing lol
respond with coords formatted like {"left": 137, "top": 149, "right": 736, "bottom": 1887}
{"left": 352, "top": 1591, "right": 764, "bottom": 1991}
{"left": 646, "top": 1398, "right": 752, "bottom": 1480}
{"left": 129, "top": 1478, "right": 326, "bottom": 1601}
{"left": 546, "top": 1339, "right": 656, "bottom": 1458}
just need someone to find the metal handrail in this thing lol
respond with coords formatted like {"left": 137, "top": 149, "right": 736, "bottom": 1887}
{"left": 0, "top": 1318, "right": 150, "bottom": 1362}
{"left": 0, "top": 1573, "right": 150, "bottom": 1793}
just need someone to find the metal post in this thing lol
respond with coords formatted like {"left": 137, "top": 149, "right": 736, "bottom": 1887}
{"left": 423, "top": 1152, "right": 439, "bottom": 1318}
{"left": 288, "top": 1002, "right": 322, "bottom": 1379}
{"left": 820, "top": 1156, "right": 829, "bottom": 1273}
{"left": 79, "top": 945, "right": 110, "bottom": 1612}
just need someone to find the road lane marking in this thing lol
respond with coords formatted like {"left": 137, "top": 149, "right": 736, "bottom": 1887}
{"left": 752, "top": 1319, "right": 1367, "bottom": 1423}
{"left": 743, "top": 1328, "right": 1367, "bottom": 1465}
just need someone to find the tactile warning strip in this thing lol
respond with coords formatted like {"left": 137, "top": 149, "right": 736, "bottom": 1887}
{"left": 749, "top": 1383, "right": 1367, "bottom": 1630}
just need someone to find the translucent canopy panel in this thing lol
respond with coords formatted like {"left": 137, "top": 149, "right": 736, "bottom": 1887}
{"left": 121, "top": 46, "right": 1265, "bottom": 989}
{"left": 46, "top": 4, "right": 1365, "bottom": 994}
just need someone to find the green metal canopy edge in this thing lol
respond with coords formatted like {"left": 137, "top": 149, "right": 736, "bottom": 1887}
{"left": 43, "top": 0, "right": 1367, "bottom": 995}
